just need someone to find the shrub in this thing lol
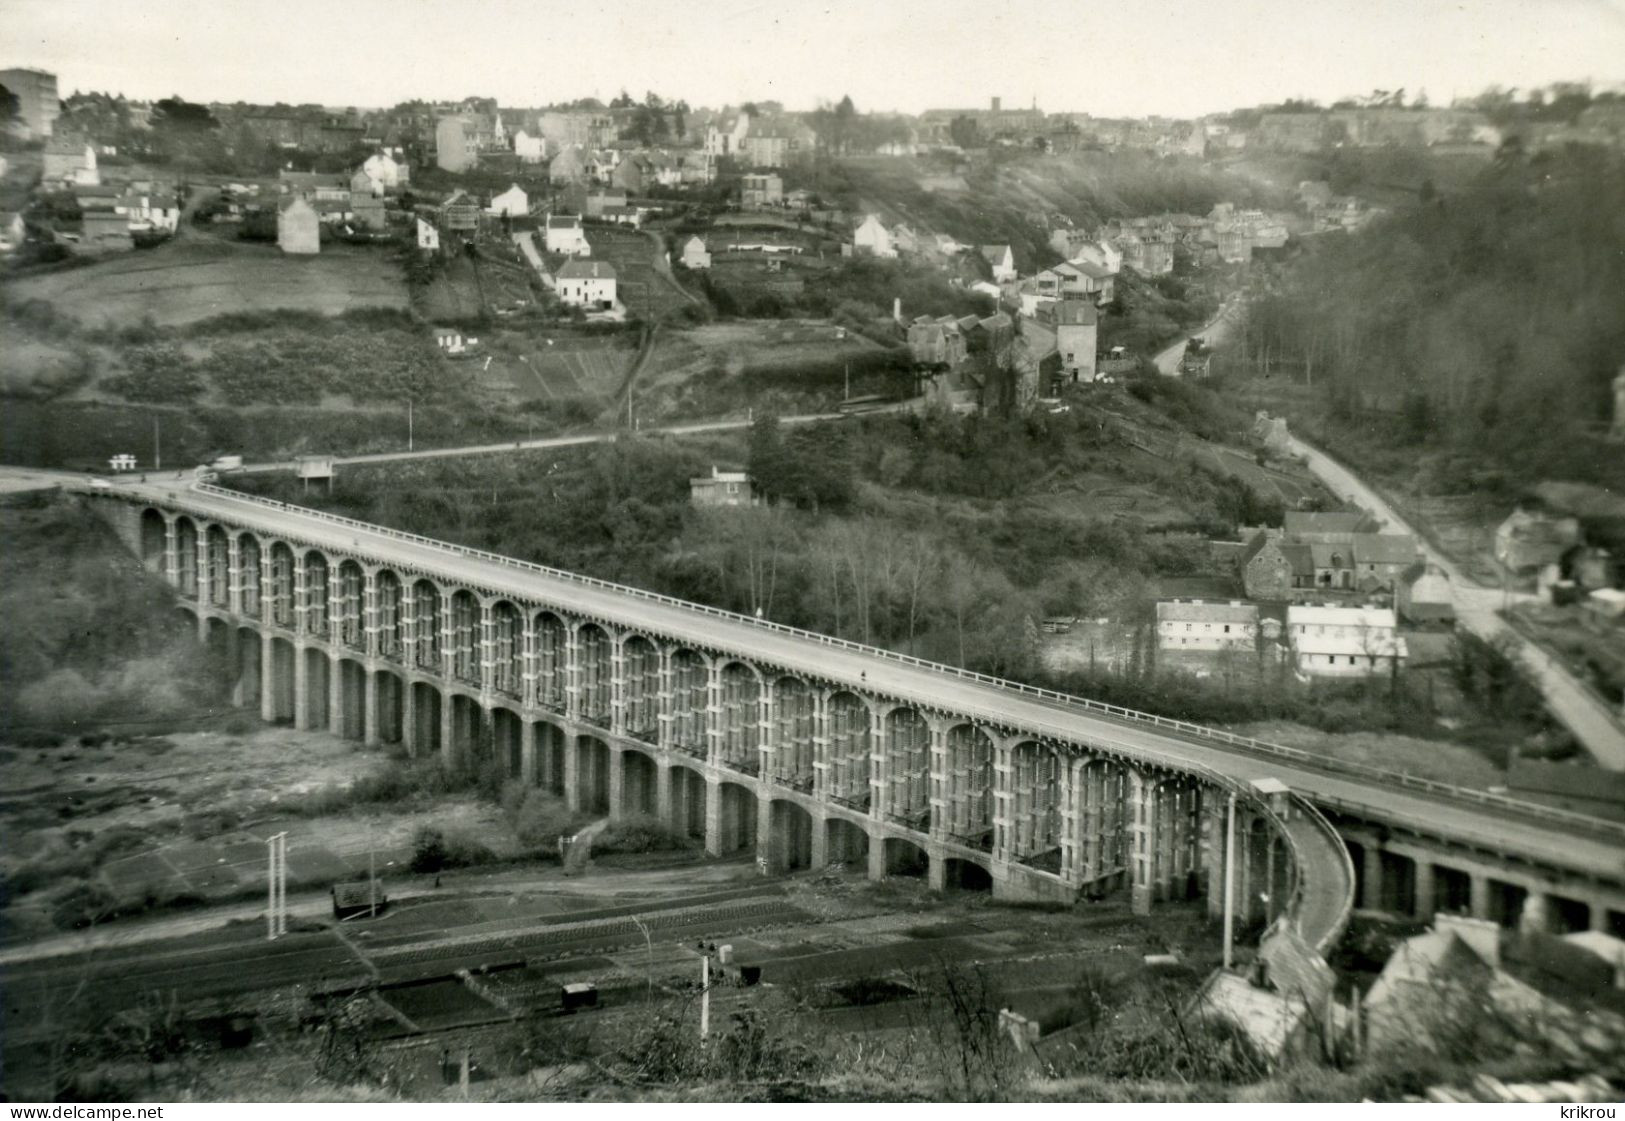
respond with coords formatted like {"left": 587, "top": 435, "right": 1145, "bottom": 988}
{"left": 409, "top": 827, "right": 448, "bottom": 873}
{"left": 594, "top": 813, "right": 692, "bottom": 855}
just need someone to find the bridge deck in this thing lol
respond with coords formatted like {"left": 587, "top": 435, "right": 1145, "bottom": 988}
{"left": 118, "top": 480, "right": 1624, "bottom": 901}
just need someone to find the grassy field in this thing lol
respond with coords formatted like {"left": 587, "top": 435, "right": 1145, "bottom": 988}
{"left": 3, "top": 237, "right": 408, "bottom": 327}
{"left": 480, "top": 330, "right": 637, "bottom": 408}
{"left": 638, "top": 319, "right": 890, "bottom": 418}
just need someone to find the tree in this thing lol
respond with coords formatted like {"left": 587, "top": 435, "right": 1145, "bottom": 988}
{"left": 948, "top": 115, "right": 981, "bottom": 150}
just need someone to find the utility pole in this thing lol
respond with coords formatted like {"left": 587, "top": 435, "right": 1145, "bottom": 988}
{"left": 844, "top": 361, "right": 850, "bottom": 402}
{"left": 1222, "top": 794, "right": 1236, "bottom": 971}
{"left": 152, "top": 416, "right": 161, "bottom": 471}
{"left": 369, "top": 821, "right": 378, "bottom": 919}
{"left": 266, "top": 831, "right": 288, "bottom": 940}
{"left": 407, "top": 400, "right": 414, "bottom": 452}
{"left": 699, "top": 954, "right": 711, "bottom": 1040}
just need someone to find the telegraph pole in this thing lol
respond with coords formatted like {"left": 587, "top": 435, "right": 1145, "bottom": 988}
{"left": 407, "top": 399, "right": 414, "bottom": 452}
{"left": 699, "top": 954, "right": 711, "bottom": 1040}
{"left": 152, "top": 416, "right": 162, "bottom": 471}
{"left": 266, "top": 831, "right": 288, "bottom": 940}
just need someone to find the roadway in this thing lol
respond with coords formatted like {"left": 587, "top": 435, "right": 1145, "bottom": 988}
{"left": 105, "top": 476, "right": 1625, "bottom": 893}
{"left": 230, "top": 413, "right": 845, "bottom": 475}
{"left": 1286, "top": 434, "right": 1625, "bottom": 771}
{"left": 1153, "top": 297, "right": 1243, "bottom": 376}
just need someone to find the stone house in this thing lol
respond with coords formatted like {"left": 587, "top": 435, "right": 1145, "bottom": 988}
{"left": 1351, "top": 533, "right": 1420, "bottom": 591}
{"left": 1241, "top": 532, "right": 1294, "bottom": 601}
{"left": 908, "top": 315, "right": 968, "bottom": 370}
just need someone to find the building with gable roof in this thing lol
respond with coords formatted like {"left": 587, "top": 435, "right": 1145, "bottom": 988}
{"left": 276, "top": 196, "right": 320, "bottom": 255}
{"left": 544, "top": 213, "right": 591, "bottom": 257}
{"left": 1156, "top": 599, "right": 1259, "bottom": 652}
{"left": 556, "top": 258, "right": 616, "bottom": 309}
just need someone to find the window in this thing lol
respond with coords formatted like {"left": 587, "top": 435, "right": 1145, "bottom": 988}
{"left": 1223, "top": 624, "right": 1231, "bottom": 634}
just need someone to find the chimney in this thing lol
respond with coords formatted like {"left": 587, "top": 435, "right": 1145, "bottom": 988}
{"left": 991, "top": 97, "right": 1002, "bottom": 113}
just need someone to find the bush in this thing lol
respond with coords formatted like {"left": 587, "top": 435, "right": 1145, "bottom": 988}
{"left": 409, "top": 827, "right": 448, "bottom": 873}
{"left": 594, "top": 813, "right": 692, "bottom": 855}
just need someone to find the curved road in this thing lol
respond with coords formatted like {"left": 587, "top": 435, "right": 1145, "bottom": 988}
{"left": 102, "top": 476, "right": 1625, "bottom": 895}
{"left": 1286, "top": 435, "right": 1625, "bottom": 771}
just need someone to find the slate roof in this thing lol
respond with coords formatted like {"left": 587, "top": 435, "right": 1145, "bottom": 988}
{"left": 557, "top": 259, "right": 617, "bottom": 280}
{"left": 1352, "top": 533, "right": 1419, "bottom": 566}
{"left": 1284, "top": 511, "right": 1379, "bottom": 536}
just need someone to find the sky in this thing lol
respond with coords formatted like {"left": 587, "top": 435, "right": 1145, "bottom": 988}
{"left": 7, "top": 0, "right": 1625, "bottom": 117}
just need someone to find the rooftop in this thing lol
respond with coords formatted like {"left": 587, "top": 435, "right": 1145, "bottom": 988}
{"left": 556, "top": 259, "right": 616, "bottom": 280}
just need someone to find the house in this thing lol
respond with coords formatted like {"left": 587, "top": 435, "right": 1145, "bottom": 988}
{"left": 44, "top": 136, "right": 99, "bottom": 187}
{"left": 1067, "top": 259, "right": 1116, "bottom": 304}
{"left": 350, "top": 188, "right": 386, "bottom": 231}
{"left": 1586, "top": 588, "right": 1625, "bottom": 623}
{"left": 276, "top": 196, "right": 320, "bottom": 255}
{"left": 80, "top": 209, "right": 133, "bottom": 252}
{"left": 680, "top": 236, "right": 711, "bottom": 270}
{"left": 433, "top": 327, "right": 469, "bottom": 355}
{"left": 601, "top": 205, "right": 642, "bottom": 228}
{"left": 584, "top": 189, "right": 627, "bottom": 218}
{"left": 1351, "top": 533, "right": 1420, "bottom": 591}
{"left": 1309, "top": 542, "right": 1356, "bottom": 590}
{"left": 680, "top": 151, "right": 716, "bottom": 185}
{"left": 350, "top": 168, "right": 382, "bottom": 200}
{"left": 555, "top": 258, "right": 617, "bottom": 309}
{"left": 1495, "top": 508, "right": 1584, "bottom": 577}
{"left": 362, "top": 150, "right": 405, "bottom": 191}
{"left": 487, "top": 184, "right": 529, "bottom": 218}
{"left": 852, "top": 214, "right": 895, "bottom": 258}
{"left": 1241, "top": 532, "right": 1294, "bottom": 601}
{"left": 549, "top": 144, "right": 588, "bottom": 185}
{"left": 438, "top": 190, "right": 480, "bottom": 232}
{"left": 278, "top": 170, "right": 349, "bottom": 202}
{"left": 1396, "top": 562, "right": 1455, "bottom": 624}
{"left": 1050, "top": 300, "right": 1098, "bottom": 383}
{"left": 690, "top": 466, "right": 760, "bottom": 508}
{"left": 908, "top": 315, "right": 968, "bottom": 370}
{"left": 1283, "top": 510, "right": 1380, "bottom": 540}
{"left": 741, "top": 173, "right": 783, "bottom": 207}
{"left": 513, "top": 129, "right": 545, "bottom": 163}
{"left": 705, "top": 113, "right": 751, "bottom": 157}
{"left": 415, "top": 217, "right": 440, "bottom": 252}
{"left": 435, "top": 116, "right": 479, "bottom": 173}
{"left": 1070, "top": 238, "right": 1122, "bottom": 276}
{"left": 1156, "top": 599, "right": 1259, "bottom": 652}
{"left": 1286, "top": 604, "right": 1406, "bottom": 677}
{"left": 980, "top": 244, "right": 1016, "bottom": 283}
{"left": 1366, "top": 914, "right": 1625, "bottom": 1063}
{"left": 116, "top": 189, "right": 181, "bottom": 233}
{"left": 610, "top": 157, "right": 645, "bottom": 194}
{"left": 544, "top": 213, "right": 591, "bottom": 257}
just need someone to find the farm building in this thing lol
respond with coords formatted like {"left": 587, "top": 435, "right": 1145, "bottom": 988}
{"left": 487, "top": 184, "right": 529, "bottom": 218}
{"left": 690, "top": 466, "right": 761, "bottom": 508}
{"left": 1397, "top": 561, "right": 1455, "bottom": 624}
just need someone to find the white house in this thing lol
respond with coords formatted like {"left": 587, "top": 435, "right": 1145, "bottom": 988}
{"left": 556, "top": 258, "right": 617, "bottom": 310}
{"left": 416, "top": 217, "right": 440, "bottom": 252}
{"left": 1286, "top": 604, "right": 1407, "bottom": 678}
{"left": 980, "top": 244, "right": 1016, "bottom": 283}
{"left": 361, "top": 151, "right": 403, "bottom": 192}
{"left": 513, "top": 129, "right": 546, "bottom": 163}
{"left": 544, "top": 213, "right": 591, "bottom": 257}
{"left": 680, "top": 235, "right": 711, "bottom": 270}
{"left": 852, "top": 214, "right": 895, "bottom": 258}
{"left": 1156, "top": 600, "right": 1259, "bottom": 652}
{"left": 1070, "top": 239, "right": 1122, "bottom": 276}
{"left": 116, "top": 190, "right": 180, "bottom": 232}
{"left": 487, "top": 184, "right": 529, "bottom": 218}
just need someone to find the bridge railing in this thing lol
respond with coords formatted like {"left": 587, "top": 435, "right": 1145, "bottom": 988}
{"left": 181, "top": 483, "right": 1625, "bottom": 844}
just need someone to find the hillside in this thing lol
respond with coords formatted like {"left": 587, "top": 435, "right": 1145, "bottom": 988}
{"left": 1225, "top": 143, "right": 1625, "bottom": 495}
